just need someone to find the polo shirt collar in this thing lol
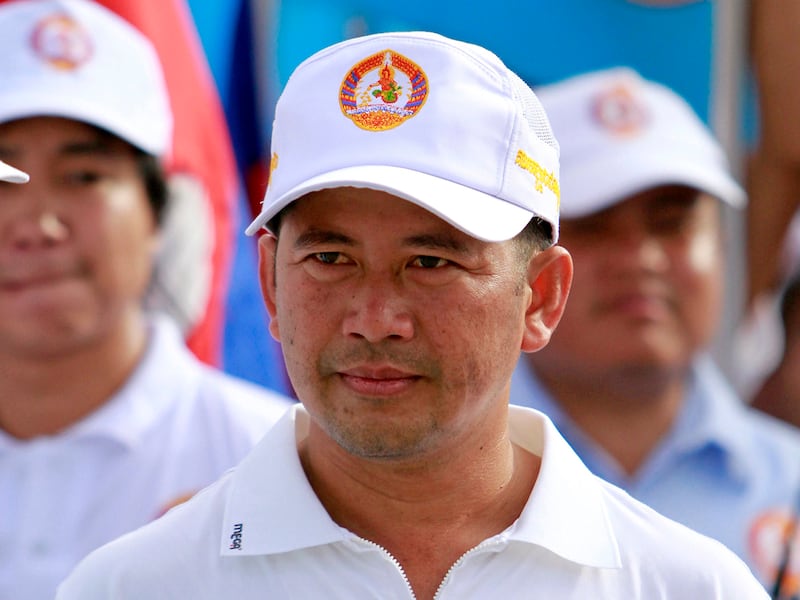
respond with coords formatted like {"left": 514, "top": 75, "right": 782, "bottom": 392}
{"left": 672, "top": 355, "right": 760, "bottom": 485}
{"left": 221, "top": 405, "right": 348, "bottom": 555}
{"left": 221, "top": 404, "right": 622, "bottom": 569}
{"left": 65, "top": 314, "right": 197, "bottom": 449}
{"left": 515, "top": 355, "right": 758, "bottom": 488}
{"left": 507, "top": 405, "right": 621, "bottom": 568}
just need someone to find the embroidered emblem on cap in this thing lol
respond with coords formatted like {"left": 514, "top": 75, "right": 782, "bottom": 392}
{"left": 340, "top": 49, "right": 428, "bottom": 131}
{"left": 31, "top": 13, "right": 93, "bottom": 71}
{"left": 592, "top": 84, "right": 650, "bottom": 136}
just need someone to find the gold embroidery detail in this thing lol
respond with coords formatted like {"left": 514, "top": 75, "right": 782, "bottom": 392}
{"left": 514, "top": 150, "right": 560, "bottom": 204}
{"left": 264, "top": 152, "right": 278, "bottom": 191}
{"left": 269, "top": 152, "right": 279, "bottom": 177}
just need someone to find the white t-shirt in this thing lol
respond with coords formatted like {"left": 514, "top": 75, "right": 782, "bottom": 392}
{"left": 56, "top": 404, "right": 768, "bottom": 599}
{"left": 0, "top": 315, "right": 293, "bottom": 600}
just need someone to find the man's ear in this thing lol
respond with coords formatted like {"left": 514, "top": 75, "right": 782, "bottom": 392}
{"left": 258, "top": 233, "right": 281, "bottom": 342}
{"left": 521, "top": 245, "right": 573, "bottom": 353}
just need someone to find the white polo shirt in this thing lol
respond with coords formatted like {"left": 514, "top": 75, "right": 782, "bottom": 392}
{"left": 56, "top": 404, "right": 768, "bottom": 599}
{"left": 0, "top": 314, "right": 293, "bottom": 600}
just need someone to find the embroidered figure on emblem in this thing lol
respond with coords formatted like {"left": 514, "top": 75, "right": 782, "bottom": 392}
{"left": 367, "top": 53, "right": 402, "bottom": 103}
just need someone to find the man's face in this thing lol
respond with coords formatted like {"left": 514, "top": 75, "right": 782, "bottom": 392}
{"left": 0, "top": 117, "right": 158, "bottom": 359}
{"left": 260, "top": 187, "right": 557, "bottom": 461}
{"left": 532, "top": 185, "right": 723, "bottom": 378}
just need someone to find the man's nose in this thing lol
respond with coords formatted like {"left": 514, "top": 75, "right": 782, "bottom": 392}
{"left": 2, "top": 186, "right": 70, "bottom": 250}
{"left": 341, "top": 275, "right": 415, "bottom": 343}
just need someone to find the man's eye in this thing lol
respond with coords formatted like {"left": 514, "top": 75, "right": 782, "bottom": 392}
{"left": 649, "top": 211, "right": 693, "bottom": 235}
{"left": 64, "top": 171, "right": 101, "bottom": 185}
{"left": 412, "top": 255, "right": 448, "bottom": 269}
{"left": 314, "top": 252, "right": 343, "bottom": 264}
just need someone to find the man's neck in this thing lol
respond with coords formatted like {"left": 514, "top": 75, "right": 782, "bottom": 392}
{"left": 299, "top": 419, "right": 540, "bottom": 600}
{"left": 537, "top": 364, "right": 686, "bottom": 477}
{"left": 0, "top": 315, "right": 148, "bottom": 440}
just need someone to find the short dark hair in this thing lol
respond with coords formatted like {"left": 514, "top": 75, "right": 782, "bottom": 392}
{"left": 781, "top": 272, "right": 800, "bottom": 340}
{"left": 88, "top": 123, "right": 168, "bottom": 226}
{"left": 513, "top": 216, "right": 552, "bottom": 256}
{"left": 134, "top": 149, "right": 168, "bottom": 226}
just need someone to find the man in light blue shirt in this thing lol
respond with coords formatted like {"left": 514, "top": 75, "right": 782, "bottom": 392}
{"left": 511, "top": 67, "right": 800, "bottom": 597}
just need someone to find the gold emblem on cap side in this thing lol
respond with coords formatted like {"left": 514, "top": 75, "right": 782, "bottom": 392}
{"left": 339, "top": 49, "right": 428, "bottom": 131}
{"left": 514, "top": 150, "right": 560, "bottom": 206}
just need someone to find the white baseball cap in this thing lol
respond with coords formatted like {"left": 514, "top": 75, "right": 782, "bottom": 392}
{"left": 0, "top": 0, "right": 172, "bottom": 157}
{"left": 535, "top": 67, "right": 745, "bottom": 218}
{"left": 246, "top": 31, "right": 561, "bottom": 244}
{"left": 0, "top": 159, "right": 29, "bottom": 183}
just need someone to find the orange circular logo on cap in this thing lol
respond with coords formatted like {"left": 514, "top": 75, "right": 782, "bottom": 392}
{"left": 339, "top": 49, "right": 428, "bottom": 131}
{"left": 31, "top": 13, "right": 93, "bottom": 71}
{"left": 592, "top": 84, "right": 650, "bottom": 136}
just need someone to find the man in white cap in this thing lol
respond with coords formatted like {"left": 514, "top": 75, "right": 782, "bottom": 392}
{"left": 58, "top": 32, "right": 767, "bottom": 599}
{"left": 510, "top": 67, "right": 800, "bottom": 596}
{"left": 0, "top": 158, "right": 29, "bottom": 183}
{"left": 0, "top": 2, "right": 292, "bottom": 599}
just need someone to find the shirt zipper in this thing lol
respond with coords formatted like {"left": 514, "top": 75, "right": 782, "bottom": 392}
{"left": 356, "top": 534, "right": 506, "bottom": 599}
{"left": 357, "top": 537, "right": 417, "bottom": 598}
{"left": 433, "top": 537, "right": 504, "bottom": 599}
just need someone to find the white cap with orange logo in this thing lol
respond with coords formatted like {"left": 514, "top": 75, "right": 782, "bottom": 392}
{"left": 246, "top": 31, "right": 562, "bottom": 244}
{"left": 0, "top": 0, "right": 172, "bottom": 158}
{"left": 536, "top": 67, "right": 745, "bottom": 218}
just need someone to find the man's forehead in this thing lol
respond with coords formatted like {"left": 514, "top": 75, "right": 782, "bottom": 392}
{"left": 0, "top": 116, "right": 129, "bottom": 157}
{"left": 291, "top": 186, "right": 458, "bottom": 227}
{"left": 282, "top": 188, "right": 479, "bottom": 247}
{"left": 565, "top": 184, "right": 716, "bottom": 220}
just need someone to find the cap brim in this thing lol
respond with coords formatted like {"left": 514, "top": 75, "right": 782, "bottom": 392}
{"left": 560, "top": 149, "right": 745, "bottom": 218}
{"left": 0, "top": 160, "right": 29, "bottom": 183}
{"left": 0, "top": 95, "right": 167, "bottom": 157}
{"left": 246, "top": 165, "right": 537, "bottom": 242}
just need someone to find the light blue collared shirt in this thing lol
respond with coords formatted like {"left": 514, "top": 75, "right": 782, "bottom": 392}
{"left": 511, "top": 354, "right": 800, "bottom": 589}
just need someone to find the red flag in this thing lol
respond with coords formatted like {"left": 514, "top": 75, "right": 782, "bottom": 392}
{"left": 96, "top": 0, "right": 237, "bottom": 366}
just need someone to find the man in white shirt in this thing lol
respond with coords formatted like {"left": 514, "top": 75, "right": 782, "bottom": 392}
{"left": 57, "top": 30, "right": 768, "bottom": 599}
{"left": 0, "top": 2, "right": 292, "bottom": 598}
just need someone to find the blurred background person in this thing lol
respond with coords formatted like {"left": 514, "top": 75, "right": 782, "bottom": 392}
{"left": 509, "top": 68, "right": 800, "bottom": 595}
{"left": 0, "top": 2, "right": 292, "bottom": 598}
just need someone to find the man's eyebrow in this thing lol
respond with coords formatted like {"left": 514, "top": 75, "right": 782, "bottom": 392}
{"left": 291, "top": 230, "right": 470, "bottom": 254}
{"left": 60, "top": 137, "right": 120, "bottom": 157}
{"left": 0, "top": 143, "right": 20, "bottom": 161}
{"left": 293, "top": 229, "right": 355, "bottom": 250}
{"left": 403, "top": 233, "right": 470, "bottom": 254}
{"left": 0, "top": 136, "right": 122, "bottom": 161}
